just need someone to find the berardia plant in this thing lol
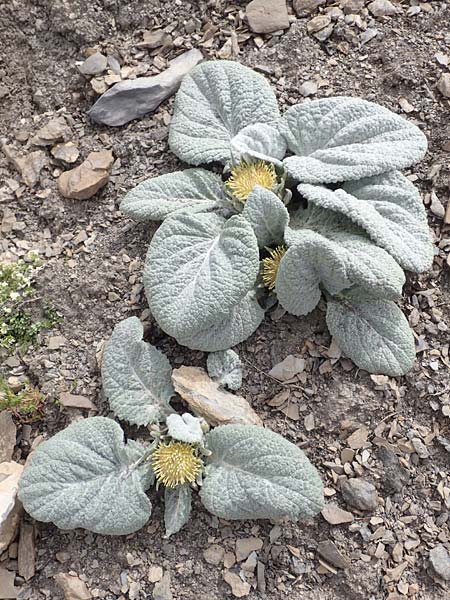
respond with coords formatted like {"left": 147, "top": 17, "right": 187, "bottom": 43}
{"left": 18, "top": 317, "right": 324, "bottom": 536}
{"left": 120, "top": 60, "right": 433, "bottom": 377}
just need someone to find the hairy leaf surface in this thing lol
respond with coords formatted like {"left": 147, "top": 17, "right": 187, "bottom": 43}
{"left": 175, "top": 291, "right": 265, "bottom": 352}
{"left": 164, "top": 484, "right": 192, "bottom": 538}
{"left": 166, "top": 413, "right": 204, "bottom": 444}
{"left": 102, "top": 317, "right": 174, "bottom": 426}
{"left": 326, "top": 289, "right": 416, "bottom": 376}
{"left": 242, "top": 186, "right": 289, "bottom": 248}
{"left": 169, "top": 61, "right": 280, "bottom": 165}
{"left": 18, "top": 417, "right": 153, "bottom": 535}
{"left": 282, "top": 97, "right": 427, "bottom": 183}
{"left": 145, "top": 213, "right": 260, "bottom": 340}
{"left": 207, "top": 349, "right": 242, "bottom": 390}
{"left": 298, "top": 171, "right": 432, "bottom": 272}
{"left": 277, "top": 207, "right": 405, "bottom": 316}
{"left": 200, "top": 425, "right": 324, "bottom": 520}
{"left": 230, "top": 123, "right": 286, "bottom": 164}
{"left": 120, "top": 169, "right": 230, "bottom": 222}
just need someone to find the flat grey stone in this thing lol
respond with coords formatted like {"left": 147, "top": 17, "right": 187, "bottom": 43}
{"left": 88, "top": 49, "right": 203, "bottom": 127}
{"left": 341, "top": 478, "right": 379, "bottom": 511}
{"left": 430, "top": 544, "right": 450, "bottom": 581}
{"left": 78, "top": 52, "right": 107, "bottom": 76}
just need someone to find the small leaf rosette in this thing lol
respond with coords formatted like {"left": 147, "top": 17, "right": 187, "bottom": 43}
{"left": 18, "top": 319, "right": 325, "bottom": 538}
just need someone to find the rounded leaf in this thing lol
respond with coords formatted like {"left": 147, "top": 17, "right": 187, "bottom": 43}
{"left": 277, "top": 211, "right": 405, "bottom": 316}
{"left": 164, "top": 484, "right": 192, "bottom": 538}
{"left": 230, "top": 123, "right": 286, "bottom": 164}
{"left": 200, "top": 425, "right": 324, "bottom": 521}
{"left": 18, "top": 417, "right": 153, "bottom": 535}
{"left": 102, "top": 317, "right": 174, "bottom": 426}
{"left": 175, "top": 291, "right": 265, "bottom": 352}
{"left": 242, "top": 186, "right": 289, "bottom": 248}
{"left": 166, "top": 413, "right": 204, "bottom": 444}
{"left": 169, "top": 61, "right": 280, "bottom": 165}
{"left": 120, "top": 169, "right": 229, "bottom": 222}
{"left": 207, "top": 349, "right": 242, "bottom": 391}
{"left": 282, "top": 97, "right": 427, "bottom": 183}
{"left": 145, "top": 212, "right": 260, "bottom": 340}
{"left": 326, "top": 289, "right": 416, "bottom": 376}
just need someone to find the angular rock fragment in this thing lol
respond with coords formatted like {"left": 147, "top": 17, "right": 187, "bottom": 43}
{"left": 51, "top": 141, "right": 80, "bottom": 164}
{"left": 78, "top": 52, "right": 108, "bottom": 76}
{"left": 307, "top": 14, "right": 331, "bottom": 33}
{"left": 0, "top": 568, "right": 18, "bottom": 599}
{"left": 437, "top": 73, "right": 450, "bottom": 98}
{"left": 31, "top": 117, "right": 71, "bottom": 146}
{"left": 293, "top": 0, "right": 326, "bottom": 18}
{"left": 58, "top": 150, "right": 113, "bottom": 200}
{"left": 137, "top": 30, "right": 171, "bottom": 49}
{"left": 317, "top": 540, "right": 350, "bottom": 569}
{"left": 430, "top": 544, "right": 450, "bottom": 581}
{"left": 0, "top": 462, "right": 24, "bottom": 554}
{"left": 377, "top": 447, "right": 409, "bottom": 493}
{"left": 18, "top": 521, "right": 35, "bottom": 581}
{"left": 172, "top": 366, "right": 262, "bottom": 427}
{"left": 235, "top": 537, "right": 263, "bottom": 562}
{"left": 246, "top": 0, "right": 290, "bottom": 34}
{"left": 341, "top": 478, "right": 379, "bottom": 511}
{"left": 321, "top": 503, "right": 354, "bottom": 525}
{"left": 153, "top": 572, "right": 173, "bottom": 600}
{"left": 368, "top": 0, "right": 399, "bottom": 17}
{"left": 0, "top": 412, "right": 16, "bottom": 463}
{"left": 223, "top": 571, "right": 251, "bottom": 598}
{"left": 54, "top": 572, "right": 92, "bottom": 600}
{"left": 3, "top": 145, "right": 48, "bottom": 187}
{"left": 340, "top": 0, "right": 366, "bottom": 14}
{"left": 88, "top": 49, "right": 203, "bottom": 127}
{"left": 59, "top": 392, "right": 95, "bottom": 410}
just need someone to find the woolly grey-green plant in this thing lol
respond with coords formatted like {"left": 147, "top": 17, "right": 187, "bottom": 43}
{"left": 120, "top": 60, "right": 432, "bottom": 375}
{"left": 19, "top": 318, "right": 324, "bottom": 537}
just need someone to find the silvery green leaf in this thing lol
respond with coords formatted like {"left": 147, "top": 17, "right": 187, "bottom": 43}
{"left": 342, "top": 172, "right": 432, "bottom": 272}
{"left": 298, "top": 173, "right": 432, "bottom": 273}
{"left": 326, "top": 289, "right": 416, "bottom": 376}
{"left": 207, "top": 349, "right": 242, "bottom": 390}
{"left": 230, "top": 123, "right": 286, "bottom": 165}
{"left": 18, "top": 417, "right": 153, "bottom": 535}
{"left": 164, "top": 484, "right": 192, "bottom": 538}
{"left": 120, "top": 169, "right": 230, "bottom": 222}
{"left": 175, "top": 291, "right": 265, "bottom": 352}
{"left": 102, "top": 317, "right": 174, "bottom": 426}
{"left": 282, "top": 97, "right": 427, "bottom": 183}
{"left": 200, "top": 425, "right": 324, "bottom": 520}
{"left": 277, "top": 207, "right": 405, "bottom": 316}
{"left": 166, "top": 413, "right": 204, "bottom": 444}
{"left": 169, "top": 60, "right": 280, "bottom": 165}
{"left": 125, "top": 439, "right": 155, "bottom": 489}
{"left": 145, "top": 212, "right": 260, "bottom": 340}
{"left": 242, "top": 186, "right": 289, "bottom": 248}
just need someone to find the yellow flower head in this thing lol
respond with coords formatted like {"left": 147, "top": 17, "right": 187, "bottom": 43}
{"left": 226, "top": 160, "right": 276, "bottom": 202}
{"left": 262, "top": 245, "right": 287, "bottom": 291}
{"left": 152, "top": 441, "right": 203, "bottom": 488}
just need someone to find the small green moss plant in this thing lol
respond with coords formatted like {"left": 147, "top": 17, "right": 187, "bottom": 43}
{"left": 0, "top": 378, "right": 44, "bottom": 422}
{"left": 0, "top": 258, "right": 61, "bottom": 352}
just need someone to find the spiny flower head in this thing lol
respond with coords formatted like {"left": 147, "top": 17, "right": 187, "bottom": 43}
{"left": 152, "top": 441, "right": 203, "bottom": 488}
{"left": 261, "top": 245, "right": 287, "bottom": 291}
{"left": 226, "top": 160, "right": 276, "bottom": 202}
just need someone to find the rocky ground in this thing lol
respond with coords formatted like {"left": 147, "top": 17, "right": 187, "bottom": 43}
{"left": 1, "top": 0, "right": 450, "bottom": 599}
